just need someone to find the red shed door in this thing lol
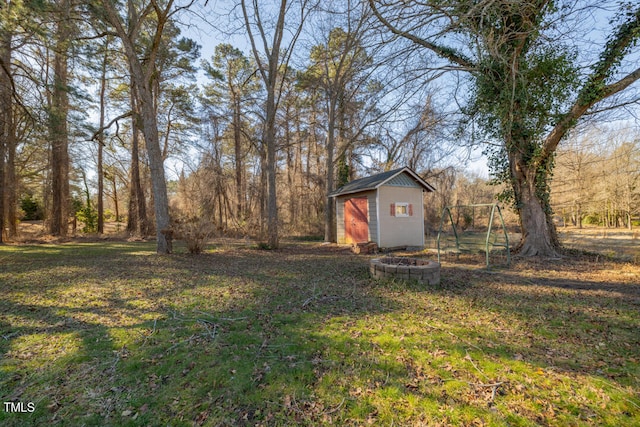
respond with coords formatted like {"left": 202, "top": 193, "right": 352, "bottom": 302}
{"left": 345, "top": 197, "right": 369, "bottom": 243}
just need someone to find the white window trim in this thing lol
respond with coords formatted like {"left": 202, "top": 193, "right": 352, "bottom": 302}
{"left": 395, "top": 202, "right": 410, "bottom": 217}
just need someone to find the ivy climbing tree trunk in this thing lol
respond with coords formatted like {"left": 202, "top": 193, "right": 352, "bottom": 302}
{"left": 369, "top": 0, "right": 640, "bottom": 257}
{"left": 509, "top": 152, "right": 559, "bottom": 257}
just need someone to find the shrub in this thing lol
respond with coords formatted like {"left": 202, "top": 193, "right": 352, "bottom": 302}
{"left": 103, "top": 209, "right": 118, "bottom": 222}
{"left": 20, "top": 194, "right": 43, "bottom": 220}
{"left": 172, "top": 216, "right": 216, "bottom": 254}
{"left": 256, "top": 242, "right": 272, "bottom": 250}
{"left": 73, "top": 197, "right": 98, "bottom": 233}
{"left": 583, "top": 214, "right": 600, "bottom": 225}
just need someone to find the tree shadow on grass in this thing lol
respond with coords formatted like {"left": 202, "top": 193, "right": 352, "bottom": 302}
{"left": 1, "top": 243, "right": 638, "bottom": 425}
{"left": 0, "top": 242, "right": 400, "bottom": 426}
{"left": 299, "top": 259, "right": 640, "bottom": 425}
{"left": 456, "top": 267, "right": 640, "bottom": 373}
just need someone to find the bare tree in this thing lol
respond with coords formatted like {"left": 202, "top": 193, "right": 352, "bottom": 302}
{"left": 97, "top": 0, "right": 195, "bottom": 253}
{"left": 552, "top": 131, "right": 600, "bottom": 228}
{"left": 240, "top": 0, "right": 317, "bottom": 248}
{"left": 299, "top": 8, "right": 373, "bottom": 242}
{"left": 553, "top": 127, "right": 640, "bottom": 229}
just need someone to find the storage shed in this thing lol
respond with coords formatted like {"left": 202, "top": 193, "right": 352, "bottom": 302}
{"left": 330, "top": 167, "right": 435, "bottom": 249}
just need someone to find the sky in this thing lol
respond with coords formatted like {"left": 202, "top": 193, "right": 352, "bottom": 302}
{"left": 176, "top": 1, "right": 640, "bottom": 179}
{"left": 180, "top": 6, "right": 488, "bottom": 175}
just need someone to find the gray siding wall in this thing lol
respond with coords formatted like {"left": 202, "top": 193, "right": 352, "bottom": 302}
{"left": 378, "top": 185, "right": 424, "bottom": 248}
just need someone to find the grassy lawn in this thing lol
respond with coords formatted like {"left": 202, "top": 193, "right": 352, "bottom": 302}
{"left": 0, "top": 241, "right": 638, "bottom": 426}
{"left": 558, "top": 227, "right": 640, "bottom": 262}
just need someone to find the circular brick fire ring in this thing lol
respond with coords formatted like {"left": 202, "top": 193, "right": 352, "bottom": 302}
{"left": 370, "top": 257, "right": 440, "bottom": 285}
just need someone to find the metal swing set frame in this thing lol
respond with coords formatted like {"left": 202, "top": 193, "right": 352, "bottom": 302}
{"left": 437, "top": 203, "right": 511, "bottom": 268}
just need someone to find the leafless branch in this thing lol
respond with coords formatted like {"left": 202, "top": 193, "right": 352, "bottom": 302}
{"left": 91, "top": 111, "right": 134, "bottom": 142}
{"left": 367, "top": 0, "right": 476, "bottom": 70}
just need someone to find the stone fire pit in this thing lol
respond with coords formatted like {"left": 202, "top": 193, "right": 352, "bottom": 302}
{"left": 370, "top": 257, "right": 440, "bottom": 285}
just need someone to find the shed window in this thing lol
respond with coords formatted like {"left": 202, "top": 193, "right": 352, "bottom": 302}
{"left": 393, "top": 202, "right": 412, "bottom": 217}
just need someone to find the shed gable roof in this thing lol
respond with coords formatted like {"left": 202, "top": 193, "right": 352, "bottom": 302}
{"left": 387, "top": 173, "right": 421, "bottom": 188}
{"left": 329, "top": 167, "right": 435, "bottom": 197}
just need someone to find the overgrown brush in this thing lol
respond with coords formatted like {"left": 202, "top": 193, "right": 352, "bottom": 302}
{"left": 171, "top": 216, "right": 216, "bottom": 253}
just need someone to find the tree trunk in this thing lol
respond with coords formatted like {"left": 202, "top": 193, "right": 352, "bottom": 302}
{"left": 517, "top": 187, "right": 559, "bottom": 257}
{"left": 101, "top": 0, "right": 172, "bottom": 253}
{"left": 97, "top": 43, "right": 108, "bottom": 234}
{"left": 110, "top": 174, "right": 119, "bottom": 224}
{"left": 216, "top": 166, "right": 224, "bottom": 231}
{"left": 0, "top": 28, "right": 17, "bottom": 240}
{"left": 242, "top": 0, "right": 305, "bottom": 249}
{"left": 265, "top": 88, "right": 279, "bottom": 249}
{"left": 6, "top": 111, "right": 16, "bottom": 238}
{"left": 577, "top": 205, "right": 583, "bottom": 229}
{"left": 259, "top": 145, "right": 267, "bottom": 238}
{"left": 233, "top": 99, "right": 243, "bottom": 221}
{"left": 0, "top": 27, "right": 10, "bottom": 243}
{"left": 286, "top": 123, "right": 295, "bottom": 228}
{"left": 49, "top": 0, "right": 71, "bottom": 237}
{"left": 139, "top": 87, "right": 172, "bottom": 253}
{"left": 127, "top": 82, "right": 149, "bottom": 237}
{"left": 512, "top": 158, "right": 560, "bottom": 257}
{"left": 305, "top": 108, "right": 314, "bottom": 221}
{"left": 294, "top": 116, "right": 303, "bottom": 229}
{"left": 0, "top": 111, "right": 4, "bottom": 243}
{"left": 323, "top": 99, "right": 337, "bottom": 243}
{"left": 97, "top": 137, "right": 104, "bottom": 233}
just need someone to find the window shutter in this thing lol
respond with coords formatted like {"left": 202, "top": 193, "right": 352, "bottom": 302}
{"left": 390, "top": 203, "right": 395, "bottom": 217}
{"left": 409, "top": 204, "right": 413, "bottom": 216}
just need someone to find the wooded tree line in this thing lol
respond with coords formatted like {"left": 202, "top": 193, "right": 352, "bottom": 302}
{"left": 0, "top": 0, "right": 200, "bottom": 252}
{"left": 552, "top": 129, "right": 640, "bottom": 229}
{"left": 1, "top": 0, "right": 639, "bottom": 255}
{"left": 0, "top": 0, "right": 457, "bottom": 251}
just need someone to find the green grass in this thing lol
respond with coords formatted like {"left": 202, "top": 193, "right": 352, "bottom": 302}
{"left": 0, "top": 242, "right": 639, "bottom": 426}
